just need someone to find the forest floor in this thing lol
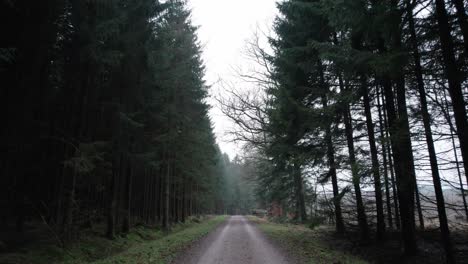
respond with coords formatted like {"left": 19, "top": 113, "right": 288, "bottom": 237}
{"left": 248, "top": 216, "right": 368, "bottom": 264}
{"left": 0, "top": 215, "right": 226, "bottom": 264}
{"left": 248, "top": 216, "right": 468, "bottom": 264}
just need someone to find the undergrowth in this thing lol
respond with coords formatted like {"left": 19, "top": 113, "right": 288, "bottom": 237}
{"left": 0, "top": 215, "right": 226, "bottom": 264}
{"left": 248, "top": 216, "right": 368, "bottom": 264}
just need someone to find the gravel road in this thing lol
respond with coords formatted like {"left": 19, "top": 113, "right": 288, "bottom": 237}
{"left": 172, "top": 216, "right": 292, "bottom": 264}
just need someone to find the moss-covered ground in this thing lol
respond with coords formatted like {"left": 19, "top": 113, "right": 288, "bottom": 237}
{"left": 248, "top": 216, "right": 368, "bottom": 264}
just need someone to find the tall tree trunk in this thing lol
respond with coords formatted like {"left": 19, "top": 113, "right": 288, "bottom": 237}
{"left": 442, "top": 89, "right": 468, "bottom": 221}
{"left": 64, "top": 165, "right": 77, "bottom": 244}
{"left": 155, "top": 170, "right": 160, "bottom": 222}
{"left": 181, "top": 181, "right": 186, "bottom": 223}
{"left": 122, "top": 160, "right": 131, "bottom": 234}
{"left": 323, "top": 103, "right": 345, "bottom": 234}
{"left": 381, "top": 88, "right": 401, "bottom": 230}
{"left": 388, "top": 0, "right": 418, "bottom": 254}
{"left": 162, "top": 149, "right": 170, "bottom": 231}
{"left": 371, "top": 3, "right": 415, "bottom": 246}
{"left": 434, "top": 0, "right": 468, "bottom": 187}
{"left": 452, "top": 132, "right": 468, "bottom": 222}
{"left": 362, "top": 81, "right": 386, "bottom": 240}
{"left": 349, "top": 21, "right": 384, "bottom": 240}
{"left": 406, "top": 11, "right": 457, "bottom": 248}
{"left": 377, "top": 86, "right": 394, "bottom": 229}
{"left": 382, "top": 76, "right": 417, "bottom": 254}
{"left": 406, "top": 14, "right": 455, "bottom": 253}
{"left": 188, "top": 181, "right": 192, "bottom": 218}
{"left": 414, "top": 181, "right": 425, "bottom": 230}
{"left": 293, "top": 161, "right": 307, "bottom": 223}
{"left": 107, "top": 154, "right": 120, "bottom": 239}
{"left": 343, "top": 102, "right": 369, "bottom": 241}
{"left": 318, "top": 60, "right": 345, "bottom": 234}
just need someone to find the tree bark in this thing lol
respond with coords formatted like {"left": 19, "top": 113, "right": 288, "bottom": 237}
{"left": 293, "top": 161, "right": 307, "bottom": 223}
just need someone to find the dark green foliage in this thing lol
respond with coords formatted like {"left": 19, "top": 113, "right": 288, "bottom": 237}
{"left": 0, "top": 0, "right": 231, "bottom": 247}
{"left": 307, "top": 216, "right": 326, "bottom": 230}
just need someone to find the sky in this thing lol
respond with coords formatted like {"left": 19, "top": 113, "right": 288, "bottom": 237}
{"left": 188, "top": 0, "right": 278, "bottom": 159}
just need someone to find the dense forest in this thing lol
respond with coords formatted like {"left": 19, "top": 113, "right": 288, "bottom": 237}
{"left": 1, "top": 0, "right": 468, "bottom": 263}
{"left": 0, "top": 0, "right": 256, "bottom": 249}
{"left": 220, "top": 0, "right": 468, "bottom": 262}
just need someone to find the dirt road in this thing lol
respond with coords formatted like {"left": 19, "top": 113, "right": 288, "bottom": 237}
{"left": 172, "top": 216, "right": 293, "bottom": 264}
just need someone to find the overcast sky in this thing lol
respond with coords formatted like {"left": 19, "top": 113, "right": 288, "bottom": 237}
{"left": 188, "top": 0, "right": 278, "bottom": 159}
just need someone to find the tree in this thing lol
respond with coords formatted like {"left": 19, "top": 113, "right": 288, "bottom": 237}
{"left": 434, "top": 0, "right": 468, "bottom": 187}
{"left": 0, "top": 0, "right": 229, "bottom": 246}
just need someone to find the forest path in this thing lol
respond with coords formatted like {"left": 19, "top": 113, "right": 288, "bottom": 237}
{"left": 171, "top": 215, "right": 293, "bottom": 264}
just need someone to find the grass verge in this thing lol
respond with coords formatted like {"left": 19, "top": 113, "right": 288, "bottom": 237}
{"left": 248, "top": 216, "right": 368, "bottom": 264}
{"left": 0, "top": 215, "right": 226, "bottom": 264}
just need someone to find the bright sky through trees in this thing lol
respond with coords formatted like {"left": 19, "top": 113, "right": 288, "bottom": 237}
{"left": 189, "top": 0, "right": 278, "bottom": 158}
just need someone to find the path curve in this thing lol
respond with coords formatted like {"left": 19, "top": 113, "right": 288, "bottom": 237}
{"left": 172, "top": 215, "right": 293, "bottom": 264}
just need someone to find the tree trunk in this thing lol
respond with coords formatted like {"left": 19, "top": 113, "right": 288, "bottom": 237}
{"left": 343, "top": 102, "right": 369, "bottom": 241}
{"left": 443, "top": 84, "right": 468, "bottom": 221}
{"left": 293, "top": 161, "right": 307, "bottom": 223}
{"left": 388, "top": 0, "right": 418, "bottom": 254}
{"left": 349, "top": 20, "right": 384, "bottom": 240}
{"left": 407, "top": 23, "right": 455, "bottom": 253}
{"left": 362, "top": 80, "right": 385, "bottom": 240}
{"left": 452, "top": 132, "right": 468, "bottom": 222}
{"left": 181, "top": 181, "right": 186, "bottom": 223}
{"left": 434, "top": 0, "right": 468, "bottom": 188}
{"left": 159, "top": 172, "right": 164, "bottom": 223}
{"left": 382, "top": 76, "right": 417, "bottom": 254}
{"left": 154, "top": 171, "right": 160, "bottom": 222}
{"left": 122, "top": 160, "right": 131, "bottom": 234}
{"left": 406, "top": 10, "right": 456, "bottom": 248}
{"left": 443, "top": 86, "right": 468, "bottom": 221}
{"left": 323, "top": 104, "right": 345, "bottom": 234}
{"left": 106, "top": 154, "right": 120, "bottom": 239}
{"left": 381, "top": 88, "right": 401, "bottom": 230}
{"left": 162, "top": 149, "right": 170, "bottom": 231}
{"left": 318, "top": 59, "right": 345, "bottom": 234}
{"left": 377, "top": 86, "right": 394, "bottom": 229}
{"left": 414, "top": 180, "right": 425, "bottom": 230}
{"left": 64, "top": 165, "right": 77, "bottom": 244}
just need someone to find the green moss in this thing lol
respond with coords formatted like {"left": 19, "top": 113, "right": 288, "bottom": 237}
{"left": 249, "top": 216, "right": 368, "bottom": 264}
{"left": 0, "top": 216, "right": 226, "bottom": 264}
{"left": 89, "top": 216, "right": 226, "bottom": 264}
